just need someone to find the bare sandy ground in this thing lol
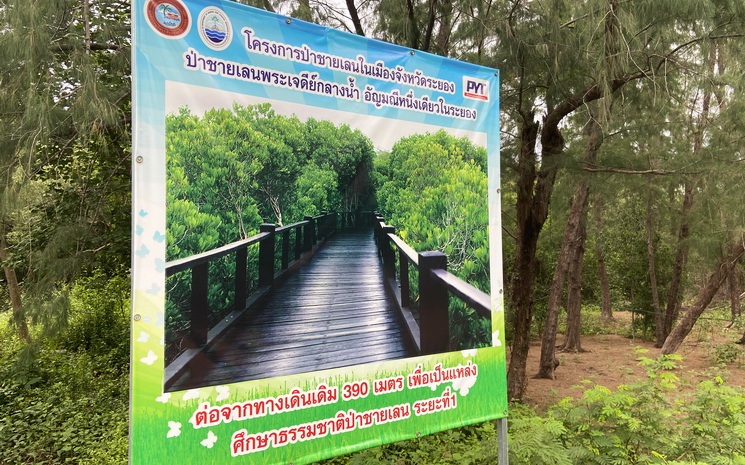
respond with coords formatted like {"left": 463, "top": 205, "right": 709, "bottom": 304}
{"left": 513, "top": 312, "right": 745, "bottom": 410}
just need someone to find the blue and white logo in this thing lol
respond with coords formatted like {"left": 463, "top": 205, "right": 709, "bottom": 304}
{"left": 198, "top": 7, "right": 232, "bottom": 51}
{"left": 463, "top": 76, "right": 489, "bottom": 101}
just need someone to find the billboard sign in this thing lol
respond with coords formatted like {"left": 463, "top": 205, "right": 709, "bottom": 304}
{"left": 131, "top": 1, "right": 506, "bottom": 463}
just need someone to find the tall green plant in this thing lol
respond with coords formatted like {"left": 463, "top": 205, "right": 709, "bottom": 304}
{"left": 0, "top": 0, "right": 131, "bottom": 343}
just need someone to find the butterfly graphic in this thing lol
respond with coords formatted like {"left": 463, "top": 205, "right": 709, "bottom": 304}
{"left": 492, "top": 330, "right": 502, "bottom": 346}
{"left": 461, "top": 349, "right": 478, "bottom": 357}
{"left": 182, "top": 389, "right": 200, "bottom": 401}
{"left": 146, "top": 283, "right": 161, "bottom": 295}
{"left": 215, "top": 385, "right": 230, "bottom": 402}
{"left": 137, "top": 331, "right": 150, "bottom": 343}
{"left": 140, "top": 350, "right": 157, "bottom": 365}
{"left": 135, "top": 244, "right": 150, "bottom": 258}
{"left": 156, "top": 393, "right": 171, "bottom": 404}
{"left": 201, "top": 431, "right": 218, "bottom": 448}
{"left": 167, "top": 421, "right": 181, "bottom": 438}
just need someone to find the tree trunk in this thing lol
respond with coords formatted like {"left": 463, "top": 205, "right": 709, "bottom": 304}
{"left": 0, "top": 235, "right": 31, "bottom": 343}
{"left": 661, "top": 233, "right": 745, "bottom": 354}
{"left": 83, "top": 0, "right": 91, "bottom": 52}
{"left": 505, "top": 0, "right": 653, "bottom": 397}
{"left": 728, "top": 262, "right": 741, "bottom": 326}
{"left": 345, "top": 0, "right": 365, "bottom": 36}
{"left": 405, "top": 0, "right": 420, "bottom": 49}
{"left": 663, "top": 45, "right": 715, "bottom": 341}
{"left": 534, "top": 204, "right": 574, "bottom": 379}
{"left": 260, "top": 0, "right": 276, "bottom": 13}
{"left": 559, "top": 217, "right": 588, "bottom": 352}
{"left": 594, "top": 195, "right": 612, "bottom": 319}
{"left": 435, "top": 0, "right": 453, "bottom": 55}
{"left": 507, "top": 225, "right": 541, "bottom": 398}
{"left": 663, "top": 182, "right": 693, "bottom": 338}
{"left": 507, "top": 117, "right": 542, "bottom": 400}
{"left": 536, "top": 116, "right": 600, "bottom": 378}
{"left": 293, "top": 0, "right": 313, "bottom": 22}
{"left": 645, "top": 187, "right": 664, "bottom": 347}
{"left": 421, "top": 0, "right": 438, "bottom": 52}
{"left": 507, "top": 111, "right": 564, "bottom": 399}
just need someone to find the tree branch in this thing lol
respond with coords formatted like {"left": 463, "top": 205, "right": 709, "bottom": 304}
{"left": 579, "top": 163, "right": 700, "bottom": 176}
{"left": 50, "top": 42, "right": 121, "bottom": 52}
{"left": 545, "top": 29, "right": 744, "bottom": 131}
{"left": 261, "top": 0, "right": 276, "bottom": 13}
{"left": 421, "top": 0, "right": 438, "bottom": 52}
{"left": 406, "top": 0, "right": 420, "bottom": 49}
{"left": 345, "top": 0, "right": 365, "bottom": 36}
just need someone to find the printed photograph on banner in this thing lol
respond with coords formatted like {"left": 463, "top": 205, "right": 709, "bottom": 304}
{"left": 163, "top": 83, "right": 492, "bottom": 392}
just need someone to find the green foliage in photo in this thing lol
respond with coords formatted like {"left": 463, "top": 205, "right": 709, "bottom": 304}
{"left": 374, "top": 131, "right": 490, "bottom": 349}
{"left": 164, "top": 104, "right": 376, "bottom": 358}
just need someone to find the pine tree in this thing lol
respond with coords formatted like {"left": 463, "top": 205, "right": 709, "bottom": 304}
{"left": 0, "top": 0, "right": 130, "bottom": 342}
{"left": 492, "top": 0, "right": 745, "bottom": 399}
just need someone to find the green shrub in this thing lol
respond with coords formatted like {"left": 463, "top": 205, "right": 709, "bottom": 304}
{"left": 507, "top": 404, "right": 571, "bottom": 465}
{"left": 321, "top": 355, "right": 745, "bottom": 465}
{"left": 0, "top": 347, "right": 128, "bottom": 465}
{"left": 0, "top": 275, "right": 129, "bottom": 465}
{"left": 709, "top": 342, "right": 744, "bottom": 366}
{"left": 59, "top": 272, "right": 130, "bottom": 369}
{"left": 556, "top": 305, "right": 628, "bottom": 336}
{"left": 675, "top": 376, "right": 745, "bottom": 463}
{"left": 548, "top": 356, "right": 681, "bottom": 464}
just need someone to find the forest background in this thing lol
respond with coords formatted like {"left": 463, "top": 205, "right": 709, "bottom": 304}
{"left": 0, "top": 0, "right": 744, "bottom": 464}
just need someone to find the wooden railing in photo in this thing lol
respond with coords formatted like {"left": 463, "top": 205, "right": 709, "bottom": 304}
{"left": 373, "top": 213, "right": 491, "bottom": 355}
{"left": 164, "top": 211, "right": 337, "bottom": 389}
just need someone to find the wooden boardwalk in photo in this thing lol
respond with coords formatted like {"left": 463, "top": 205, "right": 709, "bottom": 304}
{"left": 170, "top": 227, "right": 415, "bottom": 390}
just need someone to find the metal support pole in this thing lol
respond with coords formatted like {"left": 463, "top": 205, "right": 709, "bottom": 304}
{"left": 497, "top": 417, "right": 509, "bottom": 465}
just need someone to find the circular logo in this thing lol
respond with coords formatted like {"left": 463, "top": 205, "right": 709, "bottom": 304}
{"left": 198, "top": 7, "right": 232, "bottom": 51}
{"left": 144, "top": 0, "right": 191, "bottom": 39}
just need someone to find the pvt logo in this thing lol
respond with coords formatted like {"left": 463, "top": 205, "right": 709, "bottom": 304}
{"left": 462, "top": 76, "right": 489, "bottom": 101}
{"left": 144, "top": 0, "right": 191, "bottom": 39}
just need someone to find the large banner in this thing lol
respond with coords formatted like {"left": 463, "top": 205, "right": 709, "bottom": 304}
{"left": 131, "top": 1, "right": 505, "bottom": 463}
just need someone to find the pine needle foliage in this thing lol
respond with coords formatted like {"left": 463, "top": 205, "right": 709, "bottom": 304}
{"left": 0, "top": 0, "right": 131, "bottom": 343}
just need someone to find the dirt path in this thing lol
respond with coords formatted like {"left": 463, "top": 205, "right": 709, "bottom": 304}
{"left": 515, "top": 312, "right": 745, "bottom": 410}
